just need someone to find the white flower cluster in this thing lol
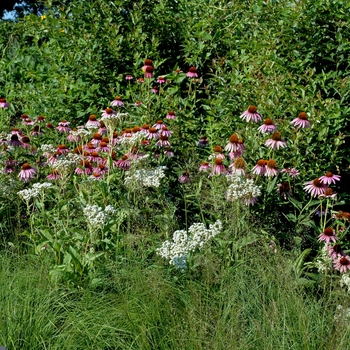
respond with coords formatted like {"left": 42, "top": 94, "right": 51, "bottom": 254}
{"left": 40, "top": 144, "right": 56, "bottom": 154}
{"left": 17, "top": 182, "right": 53, "bottom": 201}
{"left": 124, "top": 166, "right": 166, "bottom": 188}
{"left": 334, "top": 305, "right": 350, "bottom": 321}
{"left": 83, "top": 204, "right": 115, "bottom": 228}
{"left": 340, "top": 274, "right": 350, "bottom": 293}
{"left": 54, "top": 153, "right": 81, "bottom": 177}
{"left": 101, "top": 113, "right": 128, "bottom": 132}
{"left": 72, "top": 128, "right": 91, "bottom": 137}
{"left": 157, "top": 220, "right": 222, "bottom": 271}
{"left": 225, "top": 175, "right": 261, "bottom": 205}
{"left": 119, "top": 131, "right": 147, "bottom": 146}
{"left": 314, "top": 245, "right": 332, "bottom": 273}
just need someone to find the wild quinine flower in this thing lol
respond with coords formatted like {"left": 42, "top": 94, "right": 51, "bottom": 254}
{"left": 53, "top": 153, "right": 81, "bottom": 177}
{"left": 225, "top": 175, "right": 261, "bottom": 205}
{"left": 17, "top": 182, "right": 53, "bottom": 201}
{"left": 83, "top": 204, "right": 115, "bottom": 228}
{"left": 157, "top": 220, "right": 222, "bottom": 271}
{"left": 101, "top": 112, "right": 128, "bottom": 132}
{"left": 124, "top": 166, "right": 166, "bottom": 188}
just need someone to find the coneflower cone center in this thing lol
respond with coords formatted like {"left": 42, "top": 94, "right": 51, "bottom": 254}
{"left": 325, "top": 188, "right": 334, "bottom": 196}
{"left": 22, "top": 163, "right": 31, "bottom": 170}
{"left": 271, "top": 132, "right": 282, "bottom": 141}
{"left": 298, "top": 112, "right": 308, "bottom": 120}
{"left": 340, "top": 257, "right": 350, "bottom": 266}
{"left": 189, "top": 67, "right": 197, "bottom": 72}
{"left": 248, "top": 105, "right": 257, "bottom": 113}
{"left": 213, "top": 146, "right": 222, "bottom": 153}
{"left": 324, "top": 228, "right": 334, "bottom": 236}
{"left": 257, "top": 159, "right": 267, "bottom": 166}
{"left": 313, "top": 178, "right": 322, "bottom": 187}
{"left": 234, "top": 158, "right": 245, "bottom": 168}
{"left": 229, "top": 134, "right": 239, "bottom": 143}
{"left": 105, "top": 108, "right": 113, "bottom": 114}
{"left": 264, "top": 118, "right": 273, "bottom": 125}
{"left": 89, "top": 115, "right": 97, "bottom": 120}
{"left": 215, "top": 158, "right": 223, "bottom": 166}
{"left": 267, "top": 160, "right": 277, "bottom": 168}
{"left": 280, "top": 182, "right": 290, "bottom": 191}
{"left": 326, "top": 171, "right": 333, "bottom": 177}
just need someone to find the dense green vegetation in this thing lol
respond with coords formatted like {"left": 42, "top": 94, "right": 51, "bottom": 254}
{"left": 0, "top": 0, "right": 350, "bottom": 348}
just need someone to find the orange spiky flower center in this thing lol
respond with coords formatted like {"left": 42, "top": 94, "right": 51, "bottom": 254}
{"left": 22, "top": 163, "right": 32, "bottom": 170}
{"left": 298, "top": 112, "right": 308, "bottom": 120}
{"left": 267, "top": 160, "right": 277, "bottom": 169}
{"left": 234, "top": 157, "right": 245, "bottom": 168}
{"left": 214, "top": 158, "right": 223, "bottom": 166}
{"left": 213, "top": 145, "right": 222, "bottom": 153}
{"left": 264, "top": 118, "right": 273, "bottom": 125}
{"left": 89, "top": 115, "right": 97, "bottom": 121}
{"left": 248, "top": 105, "right": 257, "bottom": 113}
{"left": 312, "top": 178, "right": 322, "bottom": 187}
{"left": 229, "top": 134, "right": 239, "bottom": 143}
{"left": 271, "top": 131, "right": 282, "bottom": 141}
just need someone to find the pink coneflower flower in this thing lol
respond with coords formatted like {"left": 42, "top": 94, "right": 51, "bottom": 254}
{"left": 142, "top": 59, "right": 153, "bottom": 72}
{"left": 225, "top": 134, "right": 245, "bottom": 153}
{"left": 265, "top": 160, "right": 279, "bottom": 177}
{"left": 160, "top": 126, "right": 172, "bottom": 137}
{"left": 75, "top": 160, "right": 93, "bottom": 175}
{"left": 36, "top": 115, "right": 46, "bottom": 123}
{"left": 291, "top": 112, "right": 311, "bottom": 128}
{"left": 30, "top": 125, "right": 43, "bottom": 137}
{"left": 85, "top": 114, "right": 100, "bottom": 128}
{"left": 164, "top": 148, "right": 174, "bottom": 158}
{"left": 8, "top": 134, "right": 23, "bottom": 147}
{"left": 318, "top": 187, "right": 337, "bottom": 199}
{"left": 47, "top": 170, "right": 61, "bottom": 180}
{"left": 111, "top": 96, "right": 124, "bottom": 107}
{"left": 179, "top": 171, "right": 190, "bottom": 184}
{"left": 258, "top": 118, "right": 277, "bottom": 134}
{"left": 98, "top": 121, "right": 107, "bottom": 135}
{"left": 125, "top": 75, "right": 133, "bottom": 81}
{"left": 187, "top": 67, "right": 198, "bottom": 78}
{"left": 277, "top": 182, "right": 291, "bottom": 199}
{"left": 265, "top": 131, "right": 287, "bottom": 150}
{"left": 198, "top": 135, "right": 209, "bottom": 147}
{"left": 3, "top": 164, "right": 15, "bottom": 174}
{"left": 132, "top": 126, "right": 142, "bottom": 134}
{"left": 328, "top": 244, "right": 344, "bottom": 259}
{"left": 318, "top": 227, "right": 338, "bottom": 244}
{"left": 97, "top": 141, "right": 110, "bottom": 153}
{"left": 244, "top": 197, "right": 259, "bottom": 206}
{"left": 101, "top": 108, "right": 116, "bottom": 118}
{"left": 334, "top": 256, "right": 350, "bottom": 273}
{"left": 137, "top": 78, "right": 144, "bottom": 84}
{"left": 304, "top": 178, "right": 327, "bottom": 197}
{"left": 111, "top": 132, "right": 119, "bottom": 145}
{"left": 88, "top": 151, "right": 103, "bottom": 164}
{"left": 152, "top": 86, "right": 159, "bottom": 94}
{"left": 166, "top": 110, "right": 176, "bottom": 119}
{"left": 147, "top": 127, "right": 159, "bottom": 140}
{"left": 252, "top": 159, "right": 267, "bottom": 175}
{"left": 240, "top": 106, "right": 262, "bottom": 123}
{"left": 115, "top": 155, "right": 130, "bottom": 170}
{"left": 120, "top": 128, "right": 133, "bottom": 138}
{"left": 153, "top": 120, "right": 166, "bottom": 130}
{"left": 11, "top": 128, "right": 22, "bottom": 136}
{"left": 56, "top": 144, "right": 70, "bottom": 155}
{"left": 229, "top": 157, "right": 245, "bottom": 176}
{"left": 90, "top": 173, "right": 102, "bottom": 181}
{"left": 281, "top": 167, "right": 300, "bottom": 177}
{"left": 211, "top": 158, "right": 226, "bottom": 176}
{"left": 156, "top": 135, "right": 170, "bottom": 147}
{"left": 144, "top": 66, "right": 154, "bottom": 78}
{"left": 84, "top": 142, "right": 97, "bottom": 154}
{"left": 18, "top": 163, "right": 37, "bottom": 182}
{"left": 319, "top": 172, "right": 341, "bottom": 185}
{"left": 134, "top": 101, "right": 143, "bottom": 106}
{"left": 157, "top": 76, "right": 166, "bottom": 84}
{"left": 93, "top": 164, "right": 108, "bottom": 175}
{"left": 91, "top": 132, "right": 102, "bottom": 145}
{"left": 56, "top": 120, "right": 71, "bottom": 133}
{"left": 67, "top": 130, "right": 80, "bottom": 143}
{"left": 199, "top": 161, "right": 211, "bottom": 172}
{"left": 47, "top": 123, "right": 55, "bottom": 129}
{"left": 0, "top": 97, "right": 9, "bottom": 108}
{"left": 23, "top": 118, "right": 34, "bottom": 126}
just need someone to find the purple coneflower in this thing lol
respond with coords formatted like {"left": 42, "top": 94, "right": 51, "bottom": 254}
{"left": 18, "top": 163, "right": 37, "bottom": 182}
{"left": 98, "top": 141, "right": 110, "bottom": 153}
{"left": 137, "top": 78, "right": 144, "bottom": 84}
{"left": 56, "top": 120, "right": 71, "bottom": 133}
{"left": 258, "top": 118, "right": 277, "bottom": 134}
{"left": 265, "top": 131, "right": 287, "bottom": 150}
{"left": 199, "top": 161, "right": 211, "bottom": 172}
{"left": 304, "top": 178, "right": 327, "bottom": 197}
{"left": 31, "top": 125, "right": 43, "bottom": 137}
{"left": 265, "top": 160, "right": 279, "bottom": 177}
{"left": 90, "top": 173, "right": 103, "bottom": 181}
{"left": 134, "top": 101, "right": 143, "bottom": 107}
{"left": 157, "top": 76, "right": 166, "bottom": 84}
{"left": 91, "top": 132, "right": 102, "bottom": 145}
{"left": 211, "top": 158, "right": 226, "bottom": 176}
{"left": 21, "top": 136, "right": 31, "bottom": 149}
{"left": 75, "top": 160, "right": 93, "bottom": 175}
{"left": 0, "top": 97, "right": 9, "bottom": 108}
{"left": 187, "top": 67, "right": 198, "bottom": 78}
{"left": 166, "top": 110, "right": 176, "bottom": 119}
{"left": 47, "top": 170, "right": 61, "bottom": 180}
{"left": 36, "top": 115, "right": 46, "bottom": 123}
{"left": 319, "top": 171, "right": 341, "bottom": 185}
{"left": 334, "top": 256, "right": 350, "bottom": 273}
{"left": 98, "top": 121, "right": 107, "bottom": 135}
{"left": 125, "top": 75, "right": 133, "bottom": 81}
{"left": 277, "top": 182, "right": 291, "bottom": 199}
{"left": 290, "top": 112, "right": 311, "bottom": 128}
{"left": 328, "top": 244, "right": 344, "bottom": 259}
{"left": 318, "top": 227, "right": 338, "bottom": 244}
{"left": 318, "top": 187, "right": 337, "bottom": 199}
{"left": 240, "top": 106, "right": 262, "bottom": 123}
{"left": 93, "top": 164, "right": 108, "bottom": 175}
{"left": 85, "top": 142, "right": 97, "bottom": 153}
{"left": 152, "top": 86, "right": 159, "bottom": 94}
{"left": 11, "top": 128, "right": 22, "bottom": 136}
{"left": 8, "top": 134, "right": 23, "bottom": 147}
{"left": 156, "top": 135, "right": 170, "bottom": 148}
{"left": 179, "top": 171, "right": 190, "bottom": 184}
{"left": 111, "top": 96, "right": 124, "bottom": 107}
{"left": 212, "top": 146, "right": 225, "bottom": 160}
{"left": 225, "top": 134, "right": 243, "bottom": 153}
{"left": 144, "top": 66, "right": 154, "bottom": 79}
{"left": 281, "top": 167, "right": 300, "bottom": 177}
{"left": 160, "top": 126, "right": 172, "bottom": 137}
{"left": 101, "top": 108, "right": 116, "bottom": 118}
{"left": 23, "top": 118, "right": 34, "bottom": 126}
{"left": 115, "top": 155, "right": 131, "bottom": 170}
{"left": 147, "top": 127, "right": 159, "bottom": 140}
{"left": 252, "top": 159, "right": 267, "bottom": 176}
{"left": 153, "top": 120, "right": 166, "bottom": 130}
{"left": 229, "top": 157, "right": 245, "bottom": 176}
{"left": 56, "top": 144, "right": 70, "bottom": 155}
{"left": 198, "top": 135, "right": 209, "bottom": 147}
{"left": 88, "top": 151, "right": 103, "bottom": 164}
{"left": 164, "top": 148, "right": 174, "bottom": 158}
{"left": 142, "top": 59, "right": 153, "bottom": 72}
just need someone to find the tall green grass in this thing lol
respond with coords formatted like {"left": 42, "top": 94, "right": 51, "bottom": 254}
{"left": 0, "top": 251, "right": 349, "bottom": 349}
